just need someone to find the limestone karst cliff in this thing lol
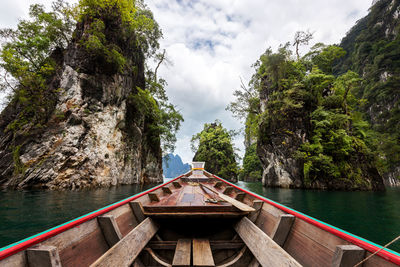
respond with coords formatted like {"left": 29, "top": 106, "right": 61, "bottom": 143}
{"left": 0, "top": 1, "right": 179, "bottom": 189}
{"left": 335, "top": 0, "right": 400, "bottom": 186}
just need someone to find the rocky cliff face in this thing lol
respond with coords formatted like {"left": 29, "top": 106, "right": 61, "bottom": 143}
{"left": 336, "top": 0, "right": 400, "bottom": 186}
{"left": 0, "top": 15, "right": 162, "bottom": 189}
{"left": 257, "top": 79, "right": 306, "bottom": 188}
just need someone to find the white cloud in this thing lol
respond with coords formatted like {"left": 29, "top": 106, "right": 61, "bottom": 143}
{"left": 147, "top": 0, "right": 372, "bottom": 163}
{"left": 0, "top": 0, "right": 372, "bottom": 164}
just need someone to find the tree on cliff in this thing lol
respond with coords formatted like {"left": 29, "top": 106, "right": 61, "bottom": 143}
{"left": 229, "top": 37, "right": 385, "bottom": 190}
{"left": 0, "top": 0, "right": 182, "bottom": 154}
{"left": 191, "top": 121, "right": 239, "bottom": 181}
{"left": 0, "top": 0, "right": 183, "bottom": 188}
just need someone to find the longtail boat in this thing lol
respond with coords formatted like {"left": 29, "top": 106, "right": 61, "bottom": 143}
{"left": 0, "top": 162, "right": 399, "bottom": 267}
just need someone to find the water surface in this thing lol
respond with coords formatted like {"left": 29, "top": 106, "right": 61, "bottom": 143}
{"left": 0, "top": 180, "right": 399, "bottom": 253}
{"left": 238, "top": 181, "right": 400, "bottom": 252}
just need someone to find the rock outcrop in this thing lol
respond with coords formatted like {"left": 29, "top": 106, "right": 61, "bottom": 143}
{"left": 0, "top": 12, "right": 163, "bottom": 189}
{"left": 336, "top": 0, "right": 400, "bottom": 186}
{"left": 257, "top": 80, "right": 306, "bottom": 189}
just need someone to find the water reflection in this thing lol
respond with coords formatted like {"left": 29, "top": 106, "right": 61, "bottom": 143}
{"left": 0, "top": 181, "right": 399, "bottom": 253}
{"left": 237, "top": 181, "right": 400, "bottom": 252}
{"left": 0, "top": 183, "right": 157, "bottom": 248}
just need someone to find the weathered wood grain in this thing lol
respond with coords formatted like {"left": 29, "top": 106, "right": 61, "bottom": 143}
{"left": 222, "top": 186, "right": 234, "bottom": 195}
{"left": 363, "top": 252, "right": 399, "bottom": 267}
{"left": 193, "top": 239, "right": 215, "bottom": 266}
{"left": 331, "top": 245, "right": 365, "bottom": 267}
{"left": 213, "top": 182, "right": 223, "bottom": 189}
{"left": 90, "top": 218, "right": 159, "bottom": 267}
{"left": 148, "top": 193, "right": 160, "bottom": 202}
{"left": 248, "top": 200, "right": 264, "bottom": 223}
{"left": 173, "top": 181, "right": 182, "bottom": 188}
{"left": 162, "top": 187, "right": 173, "bottom": 194}
{"left": 172, "top": 239, "right": 191, "bottom": 266}
{"left": 129, "top": 201, "right": 146, "bottom": 223}
{"left": 0, "top": 251, "right": 27, "bottom": 267}
{"left": 97, "top": 215, "right": 122, "bottom": 247}
{"left": 235, "top": 193, "right": 245, "bottom": 202}
{"left": 59, "top": 226, "right": 109, "bottom": 267}
{"left": 271, "top": 214, "right": 295, "bottom": 246}
{"left": 200, "top": 184, "right": 254, "bottom": 212}
{"left": 234, "top": 217, "right": 302, "bottom": 267}
{"left": 115, "top": 209, "right": 138, "bottom": 237}
{"left": 27, "top": 246, "right": 61, "bottom": 267}
{"left": 283, "top": 221, "right": 337, "bottom": 266}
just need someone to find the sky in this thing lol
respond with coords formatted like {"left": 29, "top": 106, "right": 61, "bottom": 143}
{"left": 0, "top": 0, "right": 373, "bottom": 164}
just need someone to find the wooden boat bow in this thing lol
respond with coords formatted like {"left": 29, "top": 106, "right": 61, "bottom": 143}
{"left": 0, "top": 162, "right": 399, "bottom": 266}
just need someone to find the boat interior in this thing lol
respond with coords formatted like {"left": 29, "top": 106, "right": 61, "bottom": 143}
{"left": 1, "top": 163, "right": 398, "bottom": 267}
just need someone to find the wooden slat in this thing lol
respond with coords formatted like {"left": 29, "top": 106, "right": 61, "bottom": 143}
{"left": 173, "top": 182, "right": 182, "bottom": 188}
{"left": 90, "top": 218, "right": 159, "bottom": 267}
{"left": 234, "top": 217, "right": 302, "bottom": 267}
{"left": 129, "top": 201, "right": 146, "bottom": 223}
{"left": 200, "top": 184, "right": 254, "bottom": 212}
{"left": 331, "top": 245, "right": 365, "bottom": 267}
{"left": 271, "top": 214, "right": 295, "bottom": 246}
{"left": 148, "top": 193, "right": 160, "bottom": 202}
{"left": 162, "top": 187, "right": 173, "bottom": 194}
{"left": 214, "top": 181, "right": 223, "bottom": 189}
{"left": 235, "top": 193, "right": 246, "bottom": 202}
{"left": 248, "top": 200, "right": 264, "bottom": 223}
{"left": 27, "top": 246, "right": 61, "bottom": 267}
{"left": 222, "top": 186, "right": 234, "bottom": 195}
{"left": 172, "top": 239, "right": 191, "bottom": 266}
{"left": 98, "top": 215, "right": 122, "bottom": 247}
{"left": 283, "top": 218, "right": 351, "bottom": 266}
{"left": 193, "top": 239, "right": 215, "bottom": 266}
{"left": 148, "top": 240, "right": 244, "bottom": 250}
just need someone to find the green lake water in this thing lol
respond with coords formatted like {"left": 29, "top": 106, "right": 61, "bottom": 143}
{"left": 0, "top": 180, "right": 399, "bottom": 253}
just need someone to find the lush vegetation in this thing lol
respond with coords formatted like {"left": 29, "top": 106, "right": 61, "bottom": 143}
{"left": 0, "top": 0, "right": 75, "bottom": 132}
{"left": 191, "top": 121, "right": 239, "bottom": 181}
{"left": 0, "top": 0, "right": 182, "bottom": 153}
{"left": 229, "top": 39, "right": 383, "bottom": 188}
{"left": 334, "top": 0, "right": 400, "bottom": 175}
{"left": 239, "top": 143, "right": 263, "bottom": 181}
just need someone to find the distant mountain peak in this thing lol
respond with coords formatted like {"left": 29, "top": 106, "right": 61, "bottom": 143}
{"left": 162, "top": 153, "right": 191, "bottom": 178}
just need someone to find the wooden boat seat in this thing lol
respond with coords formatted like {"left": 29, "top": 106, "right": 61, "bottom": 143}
{"left": 172, "top": 239, "right": 191, "bottom": 266}
{"left": 89, "top": 218, "right": 158, "bottom": 267}
{"left": 234, "top": 217, "right": 302, "bottom": 267}
{"left": 193, "top": 239, "right": 215, "bottom": 267}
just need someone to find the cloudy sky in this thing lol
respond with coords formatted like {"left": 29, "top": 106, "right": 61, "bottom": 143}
{"left": 0, "top": 0, "right": 373, "bottom": 164}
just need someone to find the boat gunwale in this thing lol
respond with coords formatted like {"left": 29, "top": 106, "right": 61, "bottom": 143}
{"left": 0, "top": 174, "right": 187, "bottom": 261}
{"left": 206, "top": 171, "right": 400, "bottom": 266}
{"left": 1, "top": 170, "right": 399, "bottom": 266}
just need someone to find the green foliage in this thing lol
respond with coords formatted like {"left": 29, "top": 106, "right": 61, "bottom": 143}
{"left": 251, "top": 41, "right": 381, "bottom": 188}
{"left": 334, "top": 0, "right": 400, "bottom": 172}
{"left": 12, "top": 145, "right": 26, "bottom": 175}
{"left": 129, "top": 86, "right": 183, "bottom": 153}
{"left": 0, "top": 0, "right": 75, "bottom": 133}
{"left": 191, "top": 121, "right": 239, "bottom": 180}
{"left": 305, "top": 44, "right": 346, "bottom": 74}
{"left": 0, "top": 0, "right": 183, "bottom": 177}
{"left": 240, "top": 143, "right": 262, "bottom": 181}
{"left": 78, "top": 0, "right": 162, "bottom": 58}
